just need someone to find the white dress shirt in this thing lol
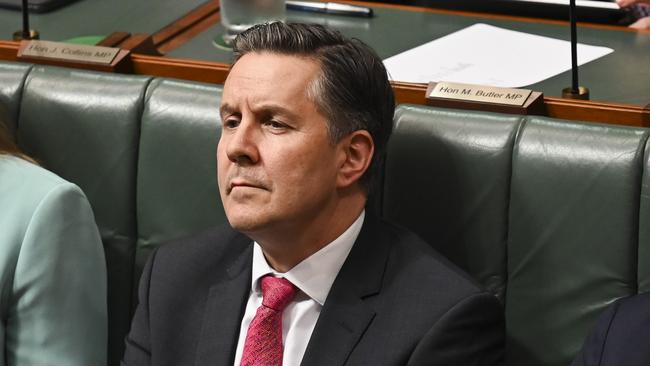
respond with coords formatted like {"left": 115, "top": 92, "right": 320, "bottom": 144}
{"left": 233, "top": 210, "right": 365, "bottom": 366}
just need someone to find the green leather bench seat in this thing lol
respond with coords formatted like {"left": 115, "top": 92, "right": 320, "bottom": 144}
{"left": 136, "top": 78, "right": 226, "bottom": 281}
{"left": 2, "top": 60, "right": 650, "bottom": 366}
{"left": 15, "top": 65, "right": 152, "bottom": 366}
{"left": 384, "top": 107, "right": 650, "bottom": 366}
{"left": 506, "top": 118, "right": 646, "bottom": 366}
{"left": 384, "top": 106, "right": 523, "bottom": 302}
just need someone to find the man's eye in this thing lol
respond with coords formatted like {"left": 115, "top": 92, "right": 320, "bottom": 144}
{"left": 223, "top": 118, "right": 240, "bottom": 129}
{"left": 264, "top": 120, "right": 287, "bottom": 130}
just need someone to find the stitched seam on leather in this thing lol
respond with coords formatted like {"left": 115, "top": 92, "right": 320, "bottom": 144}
{"left": 634, "top": 132, "right": 650, "bottom": 294}
{"left": 503, "top": 115, "right": 527, "bottom": 307}
{"left": 14, "top": 63, "right": 34, "bottom": 139}
{"left": 130, "top": 76, "right": 155, "bottom": 313}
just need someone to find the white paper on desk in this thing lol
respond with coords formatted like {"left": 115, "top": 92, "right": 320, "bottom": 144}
{"left": 383, "top": 23, "right": 613, "bottom": 88}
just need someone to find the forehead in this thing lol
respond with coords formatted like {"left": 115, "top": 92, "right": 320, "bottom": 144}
{"left": 222, "top": 52, "right": 321, "bottom": 106}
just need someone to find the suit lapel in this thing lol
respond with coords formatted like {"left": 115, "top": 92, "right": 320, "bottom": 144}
{"left": 301, "top": 215, "right": 390, "bottom": 366}
{"left": 195, "top": 233, "right": 253, "bottom": 366}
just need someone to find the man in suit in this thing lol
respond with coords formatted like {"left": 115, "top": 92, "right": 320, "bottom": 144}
{"left": 122, "top": 22, "right": 504, "bottom": 366}
{"left": 572, "top": 292, "right": 650, "bottom": 366}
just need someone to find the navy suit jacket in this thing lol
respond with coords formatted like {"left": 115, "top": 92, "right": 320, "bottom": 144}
{"left": 572, "top": 292, "right": 650, "bottom": 366}
{"left": 122, "top": 214, "right": 504, "bottom": 365}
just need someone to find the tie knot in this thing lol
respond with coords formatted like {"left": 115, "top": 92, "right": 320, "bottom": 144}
{"left": 260, "top": 276, "right": 296, "bottom": 311}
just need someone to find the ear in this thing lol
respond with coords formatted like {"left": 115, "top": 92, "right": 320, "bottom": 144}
{"left": 336, "top": 130, "right": 374, "bottom": 189}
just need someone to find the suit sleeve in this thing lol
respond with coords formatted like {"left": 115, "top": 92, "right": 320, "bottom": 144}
{"left": 570, "top": 301, "right": 620, "bottom": 366}
{"left": 407, "top": 292, "right": 505, "bottom": 366}
{"left": 7, "top": 182, "right": 107, "bottom": 366}
{"left": 121, "top": 248, "right": 158, "bottom": 366}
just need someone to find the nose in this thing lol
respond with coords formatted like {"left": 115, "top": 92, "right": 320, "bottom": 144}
{"left": 222, "top": 118, "right": 260, "bottom": 166}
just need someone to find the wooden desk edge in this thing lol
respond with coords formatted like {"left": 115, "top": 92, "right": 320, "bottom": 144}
{"left": 391, "top": 81, "right": 650, "bottom": 127}
{"left": 1, "top": 41, "right": 647, "bottom": 127}
{"left": 151, "top": 0, "right": 221, "bottom": 53}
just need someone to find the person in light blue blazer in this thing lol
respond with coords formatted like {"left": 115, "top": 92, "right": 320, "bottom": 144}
{"left": 0, "top": 122, "right": 107, "bottom": 366}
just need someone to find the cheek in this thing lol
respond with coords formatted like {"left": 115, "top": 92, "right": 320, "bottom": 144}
{"left": 216, "top": 139, "right": 226, "bottom": 164}
{"left": 273, "top": 147, "right": 338, "bottom": 190}
{"left": 216, "top": 144, "right": 229, "bottom": 190}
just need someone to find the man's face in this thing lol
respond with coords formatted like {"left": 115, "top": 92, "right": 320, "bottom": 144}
{"left": 217, "top": 52, "right": 344, "bottom": 236}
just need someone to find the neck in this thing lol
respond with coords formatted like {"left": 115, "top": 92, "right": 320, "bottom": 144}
{"left": 250, "top": 191, "right": 366, "bottom": 273}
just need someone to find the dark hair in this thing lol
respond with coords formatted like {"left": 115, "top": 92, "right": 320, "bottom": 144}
{"left": 232, "top": 22, "right": 395, "bottom": 192}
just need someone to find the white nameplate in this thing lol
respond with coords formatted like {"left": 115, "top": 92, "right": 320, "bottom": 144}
{"left": 20, "top": 40, "right": 120, "bottom": 65}
{"left": 428, "top": 82, "right": 532, "bottom": 107}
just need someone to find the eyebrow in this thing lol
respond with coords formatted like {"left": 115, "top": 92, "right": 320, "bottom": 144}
{"left": 219, "top": 102, "right": 301, "bottom": 121}
{"left": 219, "top": 103, "right": 237, "bottom": 118}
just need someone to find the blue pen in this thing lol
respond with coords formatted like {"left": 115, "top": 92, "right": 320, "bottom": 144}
{"left": 286, "top": 1, "right": 374, "bottom": 17}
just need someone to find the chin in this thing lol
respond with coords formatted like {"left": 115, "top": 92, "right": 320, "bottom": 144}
{"left": 225, "top": 212, "right": 266, "bottom": 234}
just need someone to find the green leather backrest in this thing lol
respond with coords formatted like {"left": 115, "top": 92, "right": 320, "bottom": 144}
{"left": 0, "top": 61, "right": 231, "bottom": 365}
{"left": 506, "top": 117, "right": 647, "bottom": 366}
{"left": 0, "top": 62, "right": 32, "bottom": 138}
{"left": 384, "top": 105, "right": 523, "bottom": 302}
{"left": 385, "top": 104, "right": 650, "bottom": 366}
{"left": 5, "top": 62, "right": 152, "bottom": 366}
{"left": 136, "top": 78, "right": 226, "bottom": 286}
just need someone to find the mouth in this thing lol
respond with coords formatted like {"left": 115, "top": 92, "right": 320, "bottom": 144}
{"left": 228, "top": 179, "right": 268, "bottom": 193}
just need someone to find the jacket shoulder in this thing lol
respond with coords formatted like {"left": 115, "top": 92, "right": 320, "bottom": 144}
{"left": 0, "top": 156, "right": 87, "bottom": 215}
{"left": 0, "top": 156, "right": 98, "bottom": 252}
{"left": 148, "top": 225, "right": 251, "bottom": 280}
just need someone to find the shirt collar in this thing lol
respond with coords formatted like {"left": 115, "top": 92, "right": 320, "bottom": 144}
{"left": 251, "top": 210, "right": 365, "bottom": 305}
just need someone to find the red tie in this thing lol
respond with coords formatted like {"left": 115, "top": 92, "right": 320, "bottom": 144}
{"left": 240, "top": 276, "right": 297, "bottom": 366}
